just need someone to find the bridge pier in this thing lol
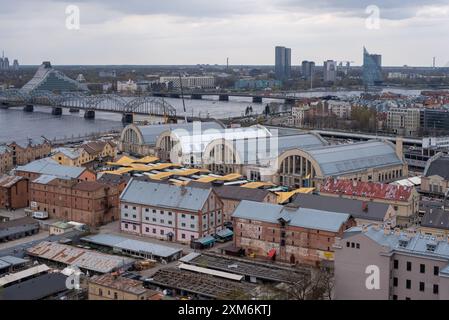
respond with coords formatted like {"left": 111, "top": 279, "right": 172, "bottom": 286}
{"left": 285, "top": 98, "right": 296, "bottom": 104}
{"left": 219, "top": 95, "right": 229, "bottom": 101}
{"left": 69, "top": 108, "right": 80, "bottom": 113}
{"left": 52, "top": 107, "right": 62, "bottom": 115}
{"left": 252, "top": 96, "right": 263, "bottom": 103}
{"left": 191, "top": 94, "right": 202, "bottom": 100}
{"left": 84, "top": 110, "right": 95, "bottom": 119}
{"left": 23, "top": 105, "right": 34, "bottom": 112}
{"left": 122, "top": 113, "right": 134, "bottom": 124}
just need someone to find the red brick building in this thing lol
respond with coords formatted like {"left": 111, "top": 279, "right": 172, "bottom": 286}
{"left": 30, "top": 176, "right": 119, "bottom": 226}
{"left": 0, "top": 175, "right": 29, "bottom": 209}
{"left": 232, "top": 200, "right": 356, "bottom": 266}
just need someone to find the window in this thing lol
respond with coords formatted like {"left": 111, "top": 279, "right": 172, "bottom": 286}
{"left": 191, "top": 215, "right": 195, "bottom": 220}
{"left": 124, "top": 213, "right": 128, "bottom": 217}
{"left": 405, "top": 297, "right": 411, "bottom": 301}
{"left": 152, "top": 209, "right": 156, "bottom": 213}
{"left": 160, "top": 219, "right": 165, "bottom": 223}
{"left": 190, "top": 224, "right": 195, "bottom": 228}
{"left": 434, "top": 284, "right": 439, "bottom": 294}
{"left": 132, "top": 206, "right": 136, "bottom": 210}
{"left": 420, "top": 264, "right": 425, "bottom": 274}
{"left": 145, "top": 217, "right": 149, "bottom": 221}
{"left": 98, "top": 289, "right": 103, "bottom": 296}
{"left": 406, "top": 279, "right": 411, "bottom": 289}
{"left": 145, "top": 208, "right": 149, "bottom": 212}
{"left": 182, "top": 234, "right": 186, "bottom": 239}
{"left": 168, "top": 221, "right": 172, "bottom": 225}
{"left": 356, "top": 243, "right": 360, "bottom": 249}
{"left": 419, "top": 282, "right": 425, "bottom": 292}
{"left": 124, "top": 224, "right": 128, "bottom": 229}
{"left": 434, "top": 266, "right": 440, "bottom": 276}
{"left": 393, "top": 277, "right": 398, "bottom": 287}
{"left": 394, "top": 260, "right": 398, "bottom": 269}
{"left": 124, "top": 205, "right": 128, "bottom": 209}
{"left": 392, "top": 295, "right": 398, "bottom": 300}
{"left": 406, "top": 261, "right": 412, "bottom": 271}
{"left": 160, "top": 230, "right": 164, "bottom": 235}
{"left": 114, "top": 292, "right": 118, "bottom": 300}
{"left": 346, "top": 242, "right": 350, "bottom": 248}
{"left": 351, "top": 242, "right": 355, "bottom": 248}
{"left": 182, "top": 214, "right": 186, "bottom": 218}
{"left": 160, "top": 210, "right": 164, "bottom": 215}
{"left": 132, "top": 215, "right": 136, "bottom": 219}
{"left": 181, "top": 223, "right": 186, "bottom": 227}
{"left": 152, "top": 218, "right": 156, "bottom": 222}
{"left": 133, "top": 225, "right": 136, "bottom": 231}
{"left": 152, "top": 229, "right": 156, "bottom": 234}
{"left": 168, "top": 212, "right": 172, "bottom": 216}
{"left": 145, "top": 227, "right": 149, "bottom": 232}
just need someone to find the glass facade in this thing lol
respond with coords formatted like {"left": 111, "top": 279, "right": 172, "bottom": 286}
{"left": 363, "top": 47, "right": 383, "bottom": 89}
{"left": 275, "top": 46, "right": 291, "bottom": 80}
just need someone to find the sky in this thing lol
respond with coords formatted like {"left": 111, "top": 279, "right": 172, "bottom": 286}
{"left": 1, "top": 0, "right": 448, "bottom": 66}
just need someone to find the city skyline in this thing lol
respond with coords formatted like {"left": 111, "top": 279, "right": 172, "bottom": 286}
{"left": 1, "top": 0, "right": 449, "bottom": 66}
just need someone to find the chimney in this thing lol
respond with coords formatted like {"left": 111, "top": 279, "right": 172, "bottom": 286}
{"left": 395, "top": 137, "right": 403, "bottom": 160}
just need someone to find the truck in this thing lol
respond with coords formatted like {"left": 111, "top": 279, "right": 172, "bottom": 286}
{"left": 32, "top": 211, "right": 49, "bottom": 220}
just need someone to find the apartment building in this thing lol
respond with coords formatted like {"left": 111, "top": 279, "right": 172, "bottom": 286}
{"left": 0, "top": 146, "right": 13, "bottom": 174}
{"left": 387, "top": 107, "right": 421, "bottom": 136}
{"left": 320, "top": 178, "right": 419, "bottom": 227}
{"left": 0, "top": 175, "right": 29, "bottom": 210}
{"left": 120, "top": 179, "right": 224, "bottom": 244}
{"left": 334, "top": 225, "right": 449, "bottom": 300}
{"left": 15, "top": 158, "right": 96, "bottom": 183}
{"left": 52, "top": 141, "right": 117, "bottom": 167}
{"left": 30, "top": 176, "right": 119, "bottom": 226}
{"left": 232, "top": 200, "right": 356, "bottom": 266}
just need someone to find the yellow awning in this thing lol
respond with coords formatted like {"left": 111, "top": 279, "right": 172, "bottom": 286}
{"left": 171, "top": 169, "right": 201, "bottom": 176}
{"left": 128, "top": 163, "right": 154, "bottom": 172}
{"left": 219, "top": 173, "right": 242, "bottom": 181}
{"left": 106, "top": 156, "right": 136, "bottom": 166}
{"left": 195, "top": 176, "right": 219, "bottom": 183}
{"left": 100, "top": 167, "right": 134, "bottom": 175}
{"left": 132, "top": 156, "right": 159, "bottom": 164}
{"left": 148, "top": 172, "right": 176, "bottom": 180}
{"left": 147, "top": 163, "right": 181, "bottom": 171}
{"left": 241, "top": 181, "right": 276, "bottom": 189}
{"left": 276, "top": 188, "right": 315, "bottom": 204}
{"left": 170, "top": 179, "right": 190, "bottom": 186}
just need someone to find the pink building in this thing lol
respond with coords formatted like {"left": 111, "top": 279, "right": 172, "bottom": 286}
{"left": 120, "top": 179, "right": 224, "bottom": 244}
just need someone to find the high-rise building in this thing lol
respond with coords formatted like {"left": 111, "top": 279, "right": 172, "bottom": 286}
{"left": 363, "top": 47, "right": 383, "bottom": 88}
{"left": 275, "top": 46, "right": 291, "bottom": 80}
{"left": 323, "top": 60, "right": 337, "bottom": 83}
{"left": 12, "top": 59, "right": 19, "bottom": 71}
{"left": 301, "top": 61, "right": 315, "bottom": 80}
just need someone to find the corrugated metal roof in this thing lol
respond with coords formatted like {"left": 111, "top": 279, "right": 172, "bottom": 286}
{"left": 120, "top": 179, "right": 212, "bottom": 212}
{"left": 178, "top": 263, "right": 243, "bottom": 281}
{"left": 346, "top": 226, "right": 449, "bottom": 260}
{"left": 17, "top": 158, "right": 86, "bottom": 179}
{"left": 232, "top": 200, "right": 350, "bottom": 232}
{"left": 0, "top": 255, "right": 29, "bottom": 266}
{"left": 137, "top": 122, "right": 224, "bottom": 145}
{"left": 0, "top": 265, "right": 50, "bottom": 287}
{"left": 81, "top": 234, "right": 183, "bottom": 259}
{"left": 306, "top": 140, "right": 403, "bottom": 176}
{"left": 26, "top": 241, "right": 135, "bottom": 273}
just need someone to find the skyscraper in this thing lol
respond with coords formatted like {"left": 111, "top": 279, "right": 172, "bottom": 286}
{"left": 323, "top": 60, "right": 337, "bottom": 83}
{"left": 275, "top": 46, "right": 291, "bottom": 80}
{"left": 301, "top": 61, "right": 315, "bottom": 80}
{"left": 363, "top": 47, "right": 383, "bottom": 89}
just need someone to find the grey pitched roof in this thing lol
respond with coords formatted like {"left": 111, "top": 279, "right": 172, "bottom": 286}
{"left": 305, "top": 140, "right": 403, "bottom": 177}
{"left": 232, "top": 200, "right": 350, "bottom": 232}
{"left": 120, "top": 178, "right": 212, "bottom": 212}
{"left": 215, "top": 186, "right": 272, "bottom": 202}
{"left": 421, "top": 208, "right": 449, "bottom": 230}
{"left": 424, "top": 154, "right": 449, "bottom": 180}
{"left": 16, "top": 158, "right": 86, "bottom": 179}
{"left": 290, "top": 193, "right": 390, "bottom": 222}
{"left": 0, "top": 272, "right": 68, "bottom": 300}
{"left": 81, "top": 234, "right": 182, "bottom": 258}
{"left": 344, "top": 226, "right": 449, "bottom": 260}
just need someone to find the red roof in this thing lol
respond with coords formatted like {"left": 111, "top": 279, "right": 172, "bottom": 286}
{"left": 320, "top": 178, "right": 413, "bottom": 202}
